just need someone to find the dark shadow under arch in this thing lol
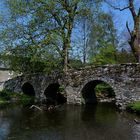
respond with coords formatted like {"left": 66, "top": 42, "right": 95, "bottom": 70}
{"left": 44, "top": 83, "right": 66, "bottom": 106}
{"left": 22, "top": 82, "right": 35, "bottom": 96}
{"left": 82, "top": 80, "right": 115, "bottom": 105}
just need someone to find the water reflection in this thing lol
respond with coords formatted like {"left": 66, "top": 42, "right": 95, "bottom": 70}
{"left": 132, "top": 124, "right": 140, "bottom": 140}
{"left": 0, "top": 103, "right": 140, "bottom": 140}
{"left": 0, "top": 119, "right": 10, "bottom": 140}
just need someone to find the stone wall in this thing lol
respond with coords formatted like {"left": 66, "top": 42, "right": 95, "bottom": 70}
{"left": 65, "top": 63, "right": 140, "bottom": 109}
{"left": 3, "top": 63, "right": 140, "bottom": 109}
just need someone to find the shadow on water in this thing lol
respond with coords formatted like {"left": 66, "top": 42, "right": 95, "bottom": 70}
{"left": 0, "top": 103, "right": 140, "bottom": 140}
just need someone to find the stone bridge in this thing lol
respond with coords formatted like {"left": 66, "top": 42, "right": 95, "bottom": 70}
{"left": 3, "top": 63, "right": 140, "bottom": 109}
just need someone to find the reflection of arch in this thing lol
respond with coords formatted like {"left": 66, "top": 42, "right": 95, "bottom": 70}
{"left": 22, "top": 82, "right": 35, "bottom": 96}
{"left": 81, "top": 80, "right": 115, "bottom": 104}
{"left": 44, "top": 83, "right": 66, "bottom": 105}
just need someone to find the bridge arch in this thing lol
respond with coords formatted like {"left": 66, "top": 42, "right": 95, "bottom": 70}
{"left": 81, "top": 78, "right": 116, "bottom": 104}
{"left": 44, "top": 83, "right": 66, "bottom": 105}
{"left": 21, "top": 82, "right": 35, "bottom": 96}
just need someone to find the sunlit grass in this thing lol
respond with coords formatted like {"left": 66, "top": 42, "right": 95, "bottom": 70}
{"left": 127, "top": 101, "right": 140, "bottom": 114}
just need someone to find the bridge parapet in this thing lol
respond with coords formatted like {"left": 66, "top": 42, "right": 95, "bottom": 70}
{"left": 67, "top": 63, "right": 140, "bottom": 77}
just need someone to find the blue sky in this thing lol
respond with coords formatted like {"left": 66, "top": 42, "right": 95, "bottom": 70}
{"left": 0, "top": 0, "right": 140, "bottom": 49}
{"left": 101, "top": 0, "right": 140, "bottom": 50}
{"left": 0, "top": 0, "right": 136, "bottom": 35}
{"left": 102, "top": 1, "right": 133, "bottom": 33}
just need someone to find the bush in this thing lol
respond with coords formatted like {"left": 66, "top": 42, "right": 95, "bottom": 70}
{"left": 95, "top": 83, "right": 115, "bottom": 98}
{"left": 0, "top": 98, "right": 7, "bottom": 105}
{"left": 0, "top": 90, "right": 12, "bottom": 100}
{"left": 126, "top": 101, "right": 140, "bottom": 114}
{"left": 18, "top": 94, "right": 34, "bottom": 106}
{"left": 0, "top": 90, "right": 34, "bottom": 106}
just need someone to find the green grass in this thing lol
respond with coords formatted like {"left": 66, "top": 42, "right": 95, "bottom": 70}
{"left": 18, "top": 94, "right": 34, "bottom": 106}
{"left": 0, "top": 98, "right": 10, "bottom": 107}
{"left": 0, "top": 89, "right": 34, "bottom": 107}
{"left": 95, "top": 83, "right": 115, "bottom": 98}
{"left": 126, "top": 101, "right": 140, "bottom": 114}
{"left": 0, "top": 98, "right": 7, "bottom": 104}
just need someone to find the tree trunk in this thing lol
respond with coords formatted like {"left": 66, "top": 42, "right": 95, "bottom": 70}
{"left": 134, "top": 15, "right": 140, "bottom": 62}
{"left": 63, "top": 44, "right": 68, "bottom": 72}
{"left": 128, "top": 1, "right": 140, "bottom": 63}
{"left": 83, "top": 18, "right": 87, "bottom": 64}
{"left": 62, "top": 37, "right": 70, "bottom": 73}
{"left": 62, "top": 21, "right": 73, "bottom": 72}
{"left": 129, "top": 15, "right": 140, "bottom": 63}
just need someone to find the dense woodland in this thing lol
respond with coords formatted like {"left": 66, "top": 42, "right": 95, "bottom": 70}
{"left": 0, "top": 0, "right": 139, "bottom": 74}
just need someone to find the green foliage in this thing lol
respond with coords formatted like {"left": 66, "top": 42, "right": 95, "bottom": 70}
{"left": 88, "top": 12, "right": 117, "bottom": 65}
{"left": 0, "top": 89, "right": 12, "bottom": 100}
{"left": 0, "top": 90, "right": 34, "bottom": 106}
{"left": 69, "top": 59, "right": 84, "bottom": 69}
{"left": 0, "top": 98, "right": 6, "bottom": 103}
{"left": 95, "top": 83, "right": 115, "bottom": 98}
{"left": 0, "top": 98, "right": 8, "bottom": 106}
{"left": 90, "top": 45, "right": 116, "bottom": 65}
{"left": 59, "top": 85, "right": 65, "bottom": 92}
{"left": 126, "top": 101, "right": 140, "bottom": 114}
{"left": 18, "top": 94, "right": 34, "bottom": 106}
{"left": 116, "top": 49, "right": 136, "bottom": 64}
{"left": 0, "top": 48, "right": 62, "bottom": 74}
{"left": 0, "top": 0, "right": 95, "bottom": 73}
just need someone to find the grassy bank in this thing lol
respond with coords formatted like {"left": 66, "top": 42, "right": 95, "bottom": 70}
{"left": 126, "top": 101, "right": 140, "bottom": 114}
{"left": 95, "top": 83, "right": 115, "bottom": 99}
{"left": 0, "top": 90, "right": 34, "bottom": 107}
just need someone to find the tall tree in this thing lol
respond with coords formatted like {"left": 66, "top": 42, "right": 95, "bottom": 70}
{"left": 88, "top": 12, "right": 117, "bottom": 64}
{"left": 105, "top": 0, "right": 140, "bottom": 63}
{"left": 70, "top": 0, "right": 102, "bottom": 64}
{"left": 0, "top": 0, "right": 93, "bottom": 73}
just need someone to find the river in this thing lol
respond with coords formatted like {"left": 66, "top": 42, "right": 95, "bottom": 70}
{"left": 0, "top": 103, "right": 140, "bottom": 140}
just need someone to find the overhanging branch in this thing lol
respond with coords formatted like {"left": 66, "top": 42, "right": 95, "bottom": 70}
{"left": 104, "top": 0, "right": 130, "bottom": 11}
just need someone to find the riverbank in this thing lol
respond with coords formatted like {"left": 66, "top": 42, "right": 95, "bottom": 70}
{"left": 0, "top": 90, "right": 34, "bottom": 107}
{"left": 126, "top": 101, "right": 140, "bottom": 114}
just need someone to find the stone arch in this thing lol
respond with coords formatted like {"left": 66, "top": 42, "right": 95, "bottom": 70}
{"left": 44, "top": 83, "right": 66, "bottom": 105}
{"left": 81, "top": 78, "right": 116, "bottom": 104}
{"left": 21, "top": 82, "right": 35, "bottom": 96}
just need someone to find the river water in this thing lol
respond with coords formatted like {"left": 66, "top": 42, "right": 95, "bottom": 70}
{"left": 0, "top": 103, "right": 140, "bottom": 140}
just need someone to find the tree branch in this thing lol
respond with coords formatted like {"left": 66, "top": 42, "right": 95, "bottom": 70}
{"left": 129, "top": 0, "right": 137, "bottom": 21}
{"left": 126, "top": 21, "right": 132, "bottom": 37}
{"left": 104, "top": 0, "right": 130, "bottom": 11}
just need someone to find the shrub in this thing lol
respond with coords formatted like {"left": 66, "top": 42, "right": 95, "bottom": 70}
{"left": 95, "top": 83, "right": 115, "bottom": 98}
{"left": 0, "top": 90, "right": 12, "bottom": 100}
{"left": 0, "top": 90, "right": 34, "bottom": 106}
{"left": 126, "top": 101, "right": 140, "bottom": 114}
{"left": 19, "top": 94, "right": 34, "bottom": 106}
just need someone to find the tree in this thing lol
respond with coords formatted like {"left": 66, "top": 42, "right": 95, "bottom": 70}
{"left": 69, "top": 0, "right": 104, "bottom": 65}
{"left": 77, "top": 1, "right": 101, "bottom": 64}
{"left": 0, "top": 0, "right": 94, "bottom": 73}
{"left": 91, "top": 45, "right": 117, "bottom": 65}
{"left": 104, "top": 0, "right": 140, "bottom": 63}
{"left": 88, "top": 12, "right": 117, "bottom": 64}
{"left": 116, "top": 49, "right": 136, "bottom": 63}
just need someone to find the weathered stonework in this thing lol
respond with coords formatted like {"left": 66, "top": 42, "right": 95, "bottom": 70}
{"left": 3, "top": 63, "right": 140, "bottom": 110}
